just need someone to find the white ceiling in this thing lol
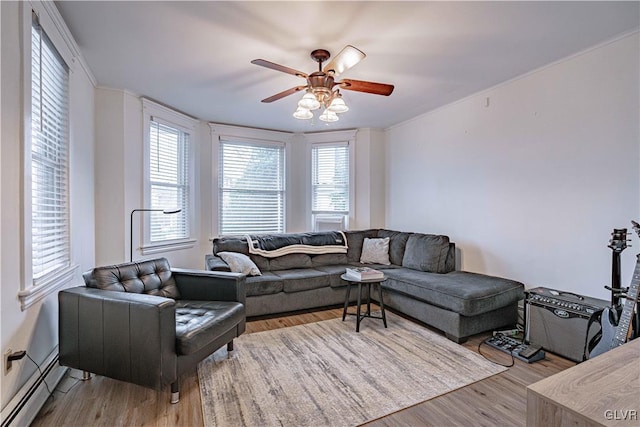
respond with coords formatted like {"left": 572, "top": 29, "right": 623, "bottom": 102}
{"left": 55, "top": 1, "right": 639, "bottom": 133}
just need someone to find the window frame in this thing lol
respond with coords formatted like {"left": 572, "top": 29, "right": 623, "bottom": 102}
{"left": 218, "top": 139, "right": 286, "bottom": 235}
{"left": 209, "top": 123, "right": 292, "bottom": 237}
{"left": 141, "top": 98, "right": 198, "bottom": 254}
{"left": 19, "top": 3, "right": 79, "bottom": 310}
{"left": 305, "top": 130, "right": 357, "bottom": 231}
{"left": 311, "top": 141, "right": 350, "bottom": 215}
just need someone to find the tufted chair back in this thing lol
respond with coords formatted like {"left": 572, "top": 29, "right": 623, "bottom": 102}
{"left": 83, "top": 257, "right": 180, "bottom": 299}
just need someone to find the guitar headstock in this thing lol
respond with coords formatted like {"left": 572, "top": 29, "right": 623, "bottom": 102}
{"left": 632, "top": 220, "right": 640, "bottom": 239}
{"left": 608, "top": 228, "right": 629, "bottom": 253}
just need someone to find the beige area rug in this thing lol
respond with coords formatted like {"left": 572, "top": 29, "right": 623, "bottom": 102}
{"left": 198, "top": 312, "right": 506, "bottom": 427}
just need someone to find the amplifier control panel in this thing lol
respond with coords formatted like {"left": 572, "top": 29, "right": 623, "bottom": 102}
{"left": 526, "top": 287, "right": 606, "bottom": 317}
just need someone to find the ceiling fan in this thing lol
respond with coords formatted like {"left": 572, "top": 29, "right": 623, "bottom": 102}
{"left": 251, "top": 45, "right": 394, "bottom": 122}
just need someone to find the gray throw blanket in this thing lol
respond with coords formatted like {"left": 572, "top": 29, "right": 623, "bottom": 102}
{"left": 246, "top": 231, "right": 348, "bottom": 258}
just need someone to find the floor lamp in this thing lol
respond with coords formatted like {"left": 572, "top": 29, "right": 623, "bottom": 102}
{"left": 129, "top": 208, "right": 181, "bottom": 262}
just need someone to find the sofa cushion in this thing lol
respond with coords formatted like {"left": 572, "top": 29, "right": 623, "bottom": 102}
{"left": 174, "top": 300, "right": 244, "bottom": 355}
{"left": 345, "top": 229, "right": 379, "bottom": 262}
{"left": 378, "top": 230, "right": 412, "bottom": 266}
{"left": 313, "top": 265, "right": 352, "bottom": 287}
{"left": 245, "top": 273, "right": 284, "bottom": 297}
{"left": 402, "top": 234, "right": 451, "bottom": 273}
{"left": 311, "top": 253, "right": 349, "bottom": 266}
{"left": 212, "top": 236, "right": 249, "bottom": 255}
{"left": 87, "top": 258, "right": 180, "bottom": 299}
{"left": 269, "top": 254, "right": 313, "bottom": 271}
{"left": 249, "top": 254, "right": 270, "bottom": 272}
{"left": 313, "top": 264, "right": 400, "bottom": 288}
{"left": 382, "top": 269, "right": 524, "bottom": 317}
{"left": 218, "top": 252, "right": 261, "bottom": 276}
{"left": 274, "top": 269, "right": 330, "bottom": 293}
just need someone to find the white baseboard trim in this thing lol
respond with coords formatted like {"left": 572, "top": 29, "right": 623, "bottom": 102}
{"left": 0, "top": 348, "right": 67, "bottom": 427}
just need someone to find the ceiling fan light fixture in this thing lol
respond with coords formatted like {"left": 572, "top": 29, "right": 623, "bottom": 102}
{"left": 319, "top": 109, "right": 339, "bottom": 122}
{"left": 298, "top": 92, "right": 321, "bottom": 110}
{"left": 293, "top": 107, "right": 313, "bottom": 120}
{"left": 327, "top": 94, "right": 349, "bottom": 113}
{"left": 251, "top": 45, "right": 393, "bottom": 124}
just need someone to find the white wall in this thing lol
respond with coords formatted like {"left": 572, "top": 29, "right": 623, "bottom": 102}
{"left": 94, "top": 90, "right": 208, "bottom": 268}
{"left": 385, "top": 33, "right": 640, "bottom": 300}
{"left": 354, "top": 128, "right": 386, "bottom": 229}
{"left": 1, "top": 0, "right": 95, "bottom": 412}
{"left": 94, "top": 88, "right": 126, "bottom": 264}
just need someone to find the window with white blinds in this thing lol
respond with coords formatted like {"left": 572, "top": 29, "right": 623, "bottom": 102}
{"left": 148, "top": 119, "right": 190, "bottom": 242}
{"left": 219, "top": 141, "right": 285, "bottom": 235}
{"left": 30, "top": 16, "right": 70, "bottom": 281}
{"left": 312, "top": 143, "right": 349, "bottom": 215}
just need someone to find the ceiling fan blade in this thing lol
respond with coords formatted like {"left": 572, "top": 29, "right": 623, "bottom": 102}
{"left": 251, "top": 59, "right": 308, "bottom": 78}
{"left": 261, "top": 86, "right": 307, "bottom": 103}
{"left": 337, "top": 79, "right": 394, "bottom": 96}
{"left": 323, "top": 45, "right": 366, "bottom": 76}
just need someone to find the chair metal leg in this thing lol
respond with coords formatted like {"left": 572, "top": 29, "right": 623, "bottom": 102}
{"left": 170, "top": 381, "right": 180, "bottom": 404}
{"left": 81, "top": 371, "right": 92, "bottom": 381}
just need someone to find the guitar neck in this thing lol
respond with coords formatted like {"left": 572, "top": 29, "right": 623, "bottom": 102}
{"left": 613, "top": 256, "right": 640, "bottom": 346}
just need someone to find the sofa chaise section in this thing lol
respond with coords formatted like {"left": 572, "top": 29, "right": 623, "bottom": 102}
{"left": 381, "top": 269, "right": 523, "bottom": 342}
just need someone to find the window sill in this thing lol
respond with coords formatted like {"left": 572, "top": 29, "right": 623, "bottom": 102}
{"left": 141, "top": 239, "right": 197, "bottom": 255}
{"left": 18, "top": 264, "right": 80, "bottom": 311}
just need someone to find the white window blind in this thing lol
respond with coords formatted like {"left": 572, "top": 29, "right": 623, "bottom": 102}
{"left": 219, "top": 141, "right": 285, "bottom": 235}
{"left": 30, "top": 15, "right": 70, "bottom": 281}
{"left": 312, "top": 143, "right": 349, "bottom": 214}
{"left": 148, "top": 119, "right": 190, "bottom": 241}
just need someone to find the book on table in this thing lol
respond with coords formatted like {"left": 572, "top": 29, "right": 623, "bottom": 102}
{"left": 345, "top": 267, "right": 384, "bottom": 281}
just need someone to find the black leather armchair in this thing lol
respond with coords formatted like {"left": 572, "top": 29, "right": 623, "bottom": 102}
{"left": 58, "top": 258, "right": 245, "bottom": 403}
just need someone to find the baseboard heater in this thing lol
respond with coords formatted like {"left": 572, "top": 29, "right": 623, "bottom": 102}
{"left": 1, "top": 351, "right": 64, "bottom": 427}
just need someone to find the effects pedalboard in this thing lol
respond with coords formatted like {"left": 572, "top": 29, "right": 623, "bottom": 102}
{"left": 485, "top": 334, "right": 545, "bottom": 363}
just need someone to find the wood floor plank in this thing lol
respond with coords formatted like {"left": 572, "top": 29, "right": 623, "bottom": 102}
{"left": 31, "top": 307, "right": 574, "bottom": 427}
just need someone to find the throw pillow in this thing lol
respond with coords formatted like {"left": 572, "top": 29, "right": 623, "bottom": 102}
{"left": 218, "top": 252, "right": 262, "bottom": 276}
{"left": 401, "top": 234, "right": 450, "bottom": 273}
{"left": 359, "top": 237, "right": 391, "bottom": 265}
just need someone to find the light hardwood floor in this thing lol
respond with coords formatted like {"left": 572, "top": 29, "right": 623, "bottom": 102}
{"left": 31, "top": 307, "right": 575, "bottom": 426}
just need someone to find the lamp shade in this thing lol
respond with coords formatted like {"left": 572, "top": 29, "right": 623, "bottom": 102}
{"left": 319, "top": 109, "right": 339, "bottom": 122}
{"left": 162, "top": 208, "right": 182, "bottom": 214}
{"left": 293, "top": 107, "right": 313, "bottom": 120}
{"left": 327, "top": 96, "right": 349, "bottom": 113}
{"left": 298, "top": 92, "right": 321, "bottom": 110}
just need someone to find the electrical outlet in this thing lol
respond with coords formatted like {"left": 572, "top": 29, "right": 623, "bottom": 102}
{"left": 4, "top": 348, "right": 13, "bottom": 375}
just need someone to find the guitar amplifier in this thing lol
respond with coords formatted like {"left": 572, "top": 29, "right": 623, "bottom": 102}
{"left": 525, "top": 287, "right": 608, "bottom": 362}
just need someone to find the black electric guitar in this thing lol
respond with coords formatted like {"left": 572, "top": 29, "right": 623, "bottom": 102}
{"left": 590, "top": 222, "right": 640, "bottom": 358}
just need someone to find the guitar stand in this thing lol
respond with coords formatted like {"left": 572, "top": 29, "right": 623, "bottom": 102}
{"left": 604, "top": 285, "right": 629, "bottom": 297}
{"left": 603, "top": 287, "right": 627, "bottom": 326}
{"left": 603, "top": 287, "right": 639, "bottom": 341}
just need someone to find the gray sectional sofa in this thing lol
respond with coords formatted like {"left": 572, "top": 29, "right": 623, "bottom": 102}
{"left": 205, "top": 229, "right": 524, "bottom": 342}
